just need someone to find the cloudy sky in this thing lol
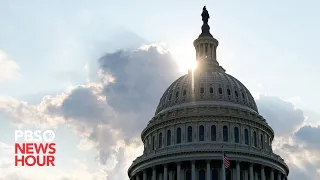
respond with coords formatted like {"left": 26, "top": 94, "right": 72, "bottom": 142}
{"left": 0, "top": 1, "right": 320, "bottom": 180}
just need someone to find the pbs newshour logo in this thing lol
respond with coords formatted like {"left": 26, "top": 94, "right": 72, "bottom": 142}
{"left": 14, "top": 130, "right": 56, "bottom": 167}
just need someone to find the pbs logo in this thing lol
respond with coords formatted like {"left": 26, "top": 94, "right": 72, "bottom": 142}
{"left": 15, "top": 130, "right": 56, "bottom": 142}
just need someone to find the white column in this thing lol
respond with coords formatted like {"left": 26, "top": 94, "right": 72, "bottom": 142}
{"left": 196, "top": 46, "right": 199, "bottom": 59}
{"left": 261, "top": 166, "right": 265, "bottom": 180}
{"left": 160, "top": 173, "right": 163, "bottom": 180}
{"left": 152, "top": 167, "right": 156, "bottom": 180}
{"left": 181, "top": 169, "right": 185, "bottom": 180}
{"left": 177, "top": 162, "right": 181, "bottom": 180}
{"left": 191, "top": 160, "right": 196, "bottom": 180}
{"left": 164, "top": 164, "right": 168, "bottom": 180}
{"left": 136, "top": 174, "right": 140, "bottom": 180}
{"left": 249, "top": 164, "right": 254, "bottom": 180}
{"left": 206, "top": 160, "right": 211, "bottom": 180}
{"left": 244, "top": 170, "right": 248, "bottom": 180}
{"left": 143, "top": 170, "right": 147, "bottom": 180}
{"left": 233, "top": 169, "right": 237, "bottom": 180}
{"left": 282, "top": 176, "right": 286, "bottom": 180}
{"left": 169, "top": 171, "right": 173, "bottom": 180}
{"left": 236, "top": 161, "right": 240, "bottom": 180}
{"left": 277, "top": 172, "right": 281, "bottom": 180}
{"left": 202, "top": 44, "right": 205, "bottom": 57}
{"left": 270, "top": 169, "right": 274, "bottom": 180}
{"left": 255, "top": 172, "right": 258, "bottom": 180}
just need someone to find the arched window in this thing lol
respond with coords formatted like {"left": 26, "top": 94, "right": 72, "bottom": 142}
{"left": 152, "top": 136, "right": 155, "bottom": 150}
{"left": 211, "top": 125, "right": 216, "bottom": 141}
{"left": 235, "top": 90, "right": 238, "bottom": 97}
{"left": 223, "top": 126, "right": 228, "bottom": 142}
{"left": 260, "top": 134, "right": 264, "bottom": 149}
{"left": 219, "top": 88, "right": 223, "bottom": 94}
{"left": 199, "top": 125, "right": 205, "bottom": 141}
{"left": 210, "top": 87, "right": 213, "bottom": 93}
{"left": 200, "top": 87, "right": 204, "bottom": 93}
{"left": 187, "top": 126, "right": 193, "bottom": 142}
{"left": 212, "top": 169, "right": 218, "bottom": 180}
{"left": 186, "top": 170, "right": 191, "bottom": 180}
{"left": 176, "top": 92, "right": 179, "bottom": 98}
{"left": 254, "top": 131, "right": 257, "bottom": 147}
{"left": 234, "top": 127, "right": 239, "bottom": 143}
{"left": 158, "top": 133, "right": 162, "bottom": 148}
{"left": 167, "top": 130, "right": 171, "bottom": 146}
{"left": 177, "top": 128, "right": 181, "bottom": 144}
{"left": 199, "top": 169, "right": 205, "bottom": 180}
{"left": 169, "top": 94, "right": 172, "bottom": 100}
{"left": 227, "top": 89, "right": 231, "bottom": 95}
{"left": 183, "top": 90, "right": 187, "bottom": 96}
{"left": 244, "top": 129, "right": 249, "bottom": 145}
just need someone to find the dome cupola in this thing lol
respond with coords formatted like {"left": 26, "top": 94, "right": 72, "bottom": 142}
{"left": 193, "top": 6, "right": 221, "bottom": 72}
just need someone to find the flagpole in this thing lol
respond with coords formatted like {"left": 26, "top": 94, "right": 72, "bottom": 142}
{"left": 222, "top": 146, "right": 226, "bottom": 180}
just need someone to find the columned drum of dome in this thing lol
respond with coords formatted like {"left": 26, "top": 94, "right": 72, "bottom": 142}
{"left": 128, "top": 6, "right": 289, "bottom": 180}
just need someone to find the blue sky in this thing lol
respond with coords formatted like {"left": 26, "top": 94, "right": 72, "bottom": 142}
{"left": 0, "top": 1, "right": 320, "bottom": 180}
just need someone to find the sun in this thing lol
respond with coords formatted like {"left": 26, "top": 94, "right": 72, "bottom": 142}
{"left": 170, "top": 43, "right": 197, "bottom": 73}
{"left": 188, "top": 60, "right": 198, "bottom": 71}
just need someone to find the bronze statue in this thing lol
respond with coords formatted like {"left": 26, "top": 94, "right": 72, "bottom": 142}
{"left": 201, "top": 6, "right": 209, "bottom": 24}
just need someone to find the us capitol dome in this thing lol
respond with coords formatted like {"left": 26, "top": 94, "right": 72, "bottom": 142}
{"left": 128, "top": 6, "right": 289, "bottom": 180}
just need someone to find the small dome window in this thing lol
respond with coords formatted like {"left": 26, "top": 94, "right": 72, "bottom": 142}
{"left": 218, "top": 88, "right": 222, "bottom": 94}
{"left": 200, "top": 87, "right": 204, "bottom": 93}
{"left": 183, "top": 89, "right": 187, "bottom": 96}
{"left": 187, "top": 126, "right": 193, "bottom": 142}
{"left": 235, "top": 90, "right": 238, "bottom": 97}
{"left": 176, "top": 92, "right": 179, "bottom": 98}
{"left": 199, "top": 125, "right": 205, "bottom": 141}
{"left": 168, "top": 94, "right": 172, "bottom": 100}
{"left": 242, "top": 93, "right": 245, "bottom": 99}
{"left": 223, "top": 126, "right": 228, "bottom": 142}
{"left": 210, "top": 87, "right": 213, "bottom": 93}
{"left": 227, "top": 89, "right": 231, "bottom": 95}
{"left": 158, "top": 133, "right": 162, "bottom": 148}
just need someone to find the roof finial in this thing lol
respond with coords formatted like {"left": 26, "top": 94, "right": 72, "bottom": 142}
{"left": 199, "top": 6, "right": 212, "bottom": 37}
{"left": 201, "top": 6, "right": 210, "bottom": 24}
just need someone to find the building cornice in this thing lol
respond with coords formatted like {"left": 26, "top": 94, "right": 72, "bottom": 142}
{"left": 128, "top": 143, "right": 289, "bottom": 177}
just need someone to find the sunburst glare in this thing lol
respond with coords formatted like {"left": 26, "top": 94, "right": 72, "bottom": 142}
{"left": 170, "top": 42, "right": 197, "bottom": 73}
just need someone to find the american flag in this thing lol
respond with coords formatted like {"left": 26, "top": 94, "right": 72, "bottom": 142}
{"left": 224, "top": 153, "right": 230, "bottom": 169}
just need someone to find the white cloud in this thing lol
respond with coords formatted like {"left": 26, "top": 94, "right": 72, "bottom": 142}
{"left": 0, "top": 142, "right": 14, "bottom": 168}
{"left": 0, "top": 49, "right": 20, "bottom": 80}
{"left": 0, "top": 44, "right": 178, "bottom": 180}
{"left": 255, "top": 94, "right": 320, "bottom": 180}
{"left": 256, "top": 95, "right": 306, "bottom": 136}
{"left": 0, "top": 95, "right": 65, "bottom": 128}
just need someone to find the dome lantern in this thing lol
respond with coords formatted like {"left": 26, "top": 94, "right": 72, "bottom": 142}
{"left": 194, "top": 6, "right": 223, "bottom": 72}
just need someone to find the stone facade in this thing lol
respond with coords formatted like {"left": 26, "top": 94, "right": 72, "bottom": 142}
{"left": 128, "top": 8, "right": 289, "bottom": 180}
